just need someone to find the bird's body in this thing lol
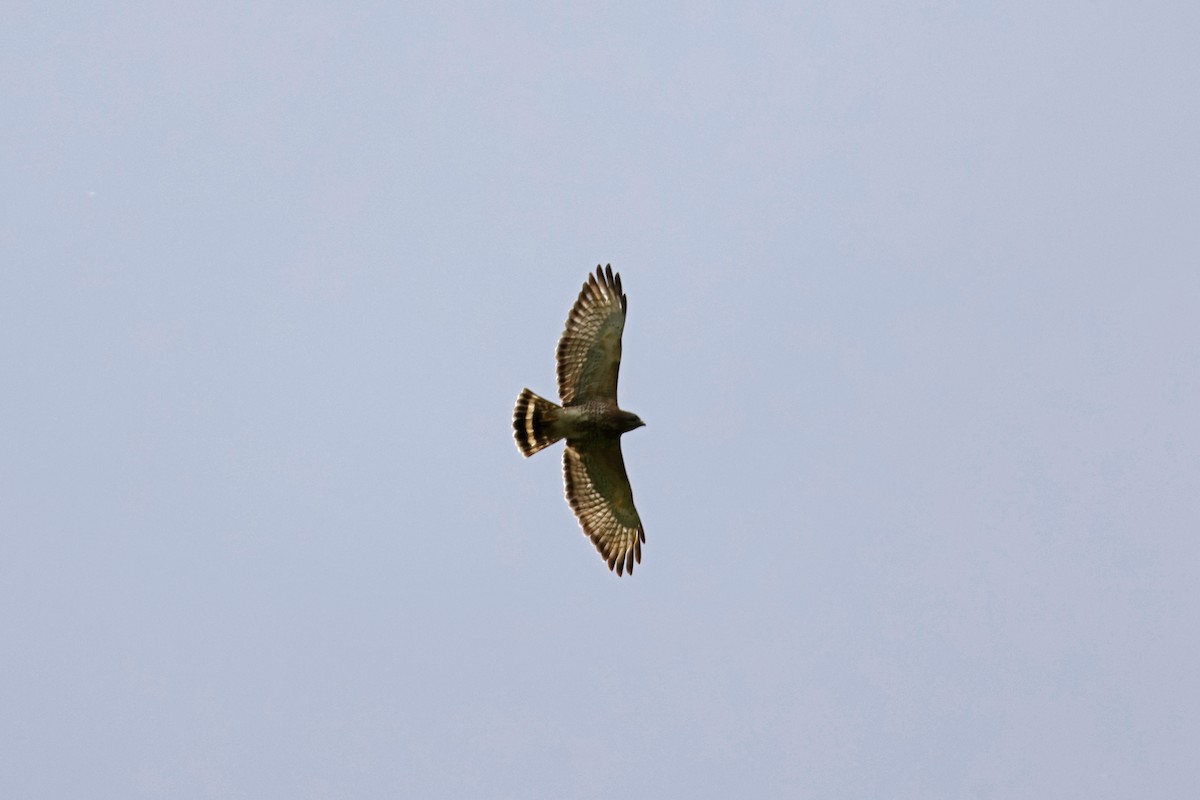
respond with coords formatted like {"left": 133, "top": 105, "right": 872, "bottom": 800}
{"left": 513, "top": 265, "right": 646, "bottom": 576}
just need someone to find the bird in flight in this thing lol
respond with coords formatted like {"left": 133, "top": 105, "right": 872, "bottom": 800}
{"left": 513, "top": 265, "right": 646, "bottom": 575}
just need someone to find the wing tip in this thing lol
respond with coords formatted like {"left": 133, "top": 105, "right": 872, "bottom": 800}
{"left": 607, "top": 539, "right": 640, "bottom": 577}
{"left": 590, "top": 263, "right": 627, "bottom": 311}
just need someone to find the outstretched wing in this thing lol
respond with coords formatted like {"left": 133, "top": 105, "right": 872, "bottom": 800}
{"left": 556, "top": 264, "right": 627, "bottom": 405}
{"left": 563, "top": 439, "right": 644, "bottom": 576}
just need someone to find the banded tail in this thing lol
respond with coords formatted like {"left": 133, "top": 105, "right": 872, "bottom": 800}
{"left": 513, "top": 389, "right": 562, "bottom": 457}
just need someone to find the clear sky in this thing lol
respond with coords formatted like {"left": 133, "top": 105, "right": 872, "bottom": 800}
{"left": 3, "top": 2, "right": 1198, "bottom": 798}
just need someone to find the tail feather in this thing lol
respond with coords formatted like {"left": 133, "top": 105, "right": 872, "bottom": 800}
{"left": 513, "top": 389, "right": 562, "bottom": 457}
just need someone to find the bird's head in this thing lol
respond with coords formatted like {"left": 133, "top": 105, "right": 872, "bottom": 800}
{"left": 617, "top": 410, "right": 645, "bottom": 434}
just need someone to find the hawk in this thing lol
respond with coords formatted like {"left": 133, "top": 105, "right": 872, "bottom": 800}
{"left": 513, "top": 264, "right": 646, "bottom": 576}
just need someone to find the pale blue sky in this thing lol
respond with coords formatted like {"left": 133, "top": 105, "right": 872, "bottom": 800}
{"left": 3, "top": 2, "right": 1198, "bottom": 798}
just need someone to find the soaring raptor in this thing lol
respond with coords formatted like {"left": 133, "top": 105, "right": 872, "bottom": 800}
{"left": 513, "top": 265, "right": 646, "bottom": 575}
